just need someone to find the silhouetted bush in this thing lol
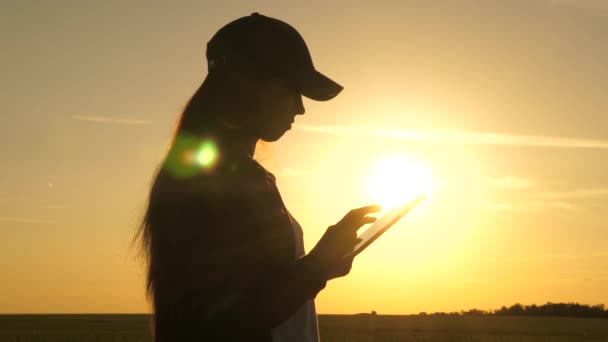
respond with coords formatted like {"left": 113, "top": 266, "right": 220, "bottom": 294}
{"left": 419, "top": 302, "right": 608, "bottom": 318}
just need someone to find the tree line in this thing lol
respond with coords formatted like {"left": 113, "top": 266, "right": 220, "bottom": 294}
{"left": 416, "top": 302, "right": 608, "bottom": 318}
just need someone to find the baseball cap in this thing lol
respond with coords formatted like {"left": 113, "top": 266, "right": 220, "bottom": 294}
{"left": 206, "top": 13, "right": 343, "bottom": 101}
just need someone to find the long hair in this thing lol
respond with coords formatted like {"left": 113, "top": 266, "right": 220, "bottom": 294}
{"left": 133, "top": 68, "right": 271, "bottom": 311}
{"left": 132, "top": 70, "right": 225, "bottom": 308}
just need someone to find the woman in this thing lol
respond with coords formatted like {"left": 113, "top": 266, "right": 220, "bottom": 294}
{"left": 136, "top": 13, "right": 380, "bottom": 341}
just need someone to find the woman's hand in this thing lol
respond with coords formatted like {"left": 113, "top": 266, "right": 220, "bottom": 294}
{"left": 308, "top": 204, "right": 381, "bottom": 281}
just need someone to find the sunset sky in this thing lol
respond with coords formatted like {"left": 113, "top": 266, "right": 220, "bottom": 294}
{"left": 1, "top": 0, "right": 607, "bottom": 314}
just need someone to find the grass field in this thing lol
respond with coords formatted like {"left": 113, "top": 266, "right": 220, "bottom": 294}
{"left": 1, "top": 314, "right": 607, "bottom": 341}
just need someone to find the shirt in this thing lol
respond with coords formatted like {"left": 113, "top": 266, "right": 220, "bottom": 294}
{"left": 271, "top": 211, "right": 321, "bottom": 342}
{"left": 150, "top": 129, "right": 328, "bottom": 341}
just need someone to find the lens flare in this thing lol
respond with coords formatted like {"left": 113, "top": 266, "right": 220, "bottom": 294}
{"left": 164, "top": 134, "right": 219, "bottom": 178}
{"left": 196, "top": 140, "right": 218, "bottom": 168}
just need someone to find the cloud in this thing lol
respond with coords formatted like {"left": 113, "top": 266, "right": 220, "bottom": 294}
{"left": 533, "top": 188, "right": 608, "bottom": 200}
{"left": 483, "top": 175, "right": 607, "bottom": 211}
{"left": 0, "top": 216, "right": 63, "bottom": 225}
{"left": 485, "top": 202, "right": 518, "bottom": 211}
{"left": 485, "top": 187, "right": 608, "bottom": 212}
{"left": 487, "top": 176, "right": 538, "bottom": 189}
{"left": 493, "top": 251, "right": 608, "bottom": 263}
{"left": 294, "top": 124, "right": 608, "bottom": 149}
{"left": 71, "top": 115, "right": 152, "bottom": 125}
{"left": 531, "top": 200, "right": 576, "bottom": 210}
{"left": 485, "top": 200, "right": 575, "bottom": 212}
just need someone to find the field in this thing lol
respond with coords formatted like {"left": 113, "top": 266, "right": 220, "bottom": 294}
{"left": 1, "top": 314, "right": 608, "bottom": 341}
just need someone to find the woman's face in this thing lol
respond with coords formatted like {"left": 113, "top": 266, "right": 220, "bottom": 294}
{"left": 245, "top": 77, "right": 306, "bottom": 142}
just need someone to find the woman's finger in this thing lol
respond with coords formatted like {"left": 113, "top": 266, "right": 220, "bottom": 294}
{"left": 350, "top": 204, "right": 382, "bottom": 217}
{"left": 360, "top": 215, "right": 377, "bottom": 225}
{"left": 341, "top": 205, "right": 381, "bottom": 228}
{"left": 342, "top": 215, "right": 378, "bottom": 233}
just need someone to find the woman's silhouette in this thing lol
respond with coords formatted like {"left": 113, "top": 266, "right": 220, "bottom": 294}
{"left": 136, "top": 13, "right": 380, "bottom": 341}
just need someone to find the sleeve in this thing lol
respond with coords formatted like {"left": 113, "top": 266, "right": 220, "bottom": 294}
{"left": 174, "top": 172, "right": 327, "bottom": 334}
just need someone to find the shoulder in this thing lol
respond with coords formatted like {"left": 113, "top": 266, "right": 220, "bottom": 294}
{"left": 151, "top": 151, "right": 274, "bottom": 208}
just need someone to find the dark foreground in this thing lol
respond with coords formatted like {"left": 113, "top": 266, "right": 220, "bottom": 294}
{"left": 1, "top": 314, "right": 608, "bottom": 341}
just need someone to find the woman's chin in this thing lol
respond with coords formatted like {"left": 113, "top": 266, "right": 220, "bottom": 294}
{"left": 260, "top": 128, "right": 289, "bottom": 142}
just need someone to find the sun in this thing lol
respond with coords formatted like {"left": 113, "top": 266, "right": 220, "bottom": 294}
{"left": 367, "top": 153, "right": 435, "bottom": 209}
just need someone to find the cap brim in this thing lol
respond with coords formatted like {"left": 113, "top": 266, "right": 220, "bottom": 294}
{"left": 300, "top": 69, "right": 343, "bottom": 101}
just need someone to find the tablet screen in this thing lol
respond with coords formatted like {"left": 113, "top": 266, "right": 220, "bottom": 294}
{"left": 348, "top": 195, "right": 425, "bottom": 257}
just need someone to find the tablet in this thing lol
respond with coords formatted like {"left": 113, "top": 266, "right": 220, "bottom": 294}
{"left": 346, "top": 195, "right": 425, "bottom": 257}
